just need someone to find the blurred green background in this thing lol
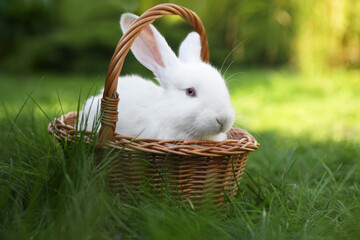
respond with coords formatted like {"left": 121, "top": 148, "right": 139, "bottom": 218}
{"left": 1, "top": 0, "right": 359, "bottom": 74}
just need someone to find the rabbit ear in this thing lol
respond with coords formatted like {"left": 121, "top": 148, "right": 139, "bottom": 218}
{"left": 179, "top": 32, "right": 202, "bottom": 63}
{"left": 120, "top": 13, "right": 178, "bottom": 79}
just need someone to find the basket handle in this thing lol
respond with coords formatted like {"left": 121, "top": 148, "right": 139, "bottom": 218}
{"left": 98, "top": 3, "right": 209, "bottom": 145}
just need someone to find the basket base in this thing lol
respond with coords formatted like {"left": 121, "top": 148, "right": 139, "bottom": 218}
{"left": 97, "top": 150, "right": 248, "bottom": 206}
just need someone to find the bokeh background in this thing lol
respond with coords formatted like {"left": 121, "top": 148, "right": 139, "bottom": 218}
{"left": 1, "top": 0, "right": 359, "bottom": 74}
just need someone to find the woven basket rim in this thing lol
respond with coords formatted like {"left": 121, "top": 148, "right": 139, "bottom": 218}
{"left": 48, "top": 111, "right": 259, "bottom": 157}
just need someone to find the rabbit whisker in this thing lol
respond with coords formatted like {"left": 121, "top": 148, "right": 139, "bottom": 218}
{"left": 233, "top": 92, "right": 263, "bottom": 106}
{"left": 226, "top": 72, "right": 245, "bottom": 81}
{"left": 235, "top": 115, "right": 256, "bottom": 120}
{"left": 234, "top": 109, "right": 264, "bottom": 114}
{"left": 220, "top": 39, "right": 246, "bottom": 74}
{"left": 223, "top": 60, "right": 235, "bottom": 79}
{"left": 235, "top": 117, "right": 253, "bottom": 122}
{"left": 225, "top": 72, "right": 246, "bottom": 85}
{"left": 233, "top": 100, "right": 264, "bottom": 107}
{"left": 175, "top": 125, "right": 198, "bottom": 141}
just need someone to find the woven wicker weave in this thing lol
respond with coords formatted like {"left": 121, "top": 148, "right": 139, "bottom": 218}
{"left": 48, "top": 3, "right": 259, "bottom": 206}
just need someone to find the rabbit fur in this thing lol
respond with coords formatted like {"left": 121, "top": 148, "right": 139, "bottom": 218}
{"left": 80, "top": 13, "right": 236, "bottom": 141}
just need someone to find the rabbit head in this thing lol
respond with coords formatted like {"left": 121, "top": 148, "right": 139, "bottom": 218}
{"left": 120, "top": 14, "right": 235, "bottom": 140}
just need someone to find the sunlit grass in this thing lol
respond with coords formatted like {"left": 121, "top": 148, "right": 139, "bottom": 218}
{"left": 1, "top": 69, "right": 360, "bottom": 239}
{"left": 0, "top": 74, "right": 104, "bottom": 119}
{"left": 227, "top": 69, "right": 360, "bottom": 142}
{"left": 2, "top": 69, "right": 359, "bottom": 143}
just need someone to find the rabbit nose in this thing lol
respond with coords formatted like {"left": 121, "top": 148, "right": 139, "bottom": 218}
{"left": 216, "top": 118, "right": 225, "bottom": 132}
{"left": 216, "top": 112, "right": 234, "bottom": 132}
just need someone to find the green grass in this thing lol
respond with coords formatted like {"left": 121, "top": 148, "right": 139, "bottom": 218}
{"left": 1, "top": 69, "right": 360, "bottom": 239}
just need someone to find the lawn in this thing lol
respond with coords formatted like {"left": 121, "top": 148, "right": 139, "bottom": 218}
{"left": 0, "top": 69, "right": 359, "bottom": 239}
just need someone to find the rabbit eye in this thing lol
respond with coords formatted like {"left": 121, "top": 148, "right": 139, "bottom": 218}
{"left": 186, "top": 88, "right": 196, "bottom": 97}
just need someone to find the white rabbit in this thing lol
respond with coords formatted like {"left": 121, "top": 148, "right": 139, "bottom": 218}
{"left": 80, "top": 13, "right": 236, "bottom": 141}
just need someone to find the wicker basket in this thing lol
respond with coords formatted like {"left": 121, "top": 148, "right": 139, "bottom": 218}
{"left": 48, "top": 3, "right": 259, "bottom": 206}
